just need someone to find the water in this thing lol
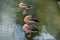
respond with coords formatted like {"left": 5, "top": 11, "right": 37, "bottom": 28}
{"left": 0, "top": 0, "right": 17, "bottom": 40}
{"left": 13, "top": 24, "right": 26, "bottom": 40}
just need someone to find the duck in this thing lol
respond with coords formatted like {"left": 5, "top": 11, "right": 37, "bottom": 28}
{"left": 19, "top": 2, "right": 30, "bottom": 9}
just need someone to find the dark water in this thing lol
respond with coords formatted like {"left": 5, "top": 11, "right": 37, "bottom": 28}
{"left": 0, "top": 0, "right": 60, "bottom": 40}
